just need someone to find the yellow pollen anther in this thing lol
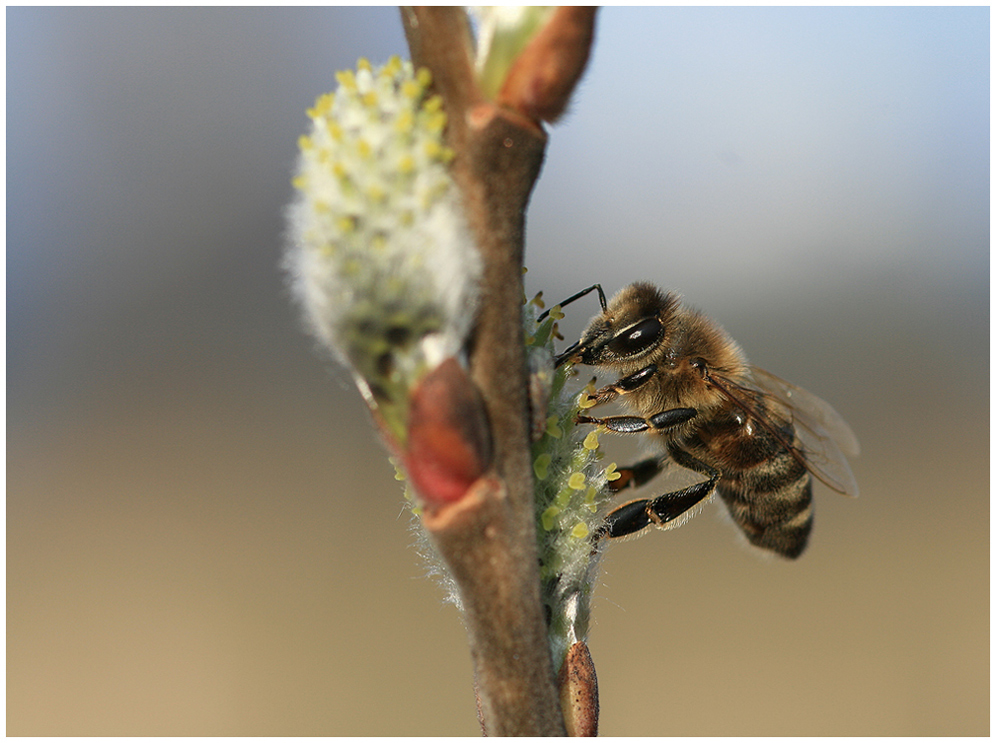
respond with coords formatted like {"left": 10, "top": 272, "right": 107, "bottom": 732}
{"left": 383, "top": 55, "right": 402, "bottom": 76}
{"left": 335, "top": 69, "right": 357, "bottom": 90}
{"left": 366, "top": 184, "right": 386, "bottom": 202}
{"left": 401, "top": 79, "right": 421, "bottom": 99}
{"left": 541, "top": 506, "right": 560, "bottom": 531}
{"left": 424, "top": 112, "right": 446, "bottom": 134}
{"left": 604, "top": 463, "right": 621, "bottom": 482}
{"left": 533, "top": 453, "right": 552, "bottom": 481}
{"left": 307, "top": 93, "right": 334, "bottom": 120}
{"left": 397, "top": 154, "right": 415, "bottom": 174}
{"left": 394, "top": 109, "right": 414, "bottom": 133}
{"left": 422, "top": 95, "right": 443, "bottom": 114}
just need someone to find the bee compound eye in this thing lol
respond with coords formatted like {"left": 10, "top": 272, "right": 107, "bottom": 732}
{"left": 607, "top": 317, "right": 663, "bottom": 357}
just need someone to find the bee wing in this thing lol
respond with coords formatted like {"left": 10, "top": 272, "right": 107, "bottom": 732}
{"left": 747, "top": 366, "right": 860, "bottom": 497}
{"left": 749, "top": 367, "right": 860, "bottom": 455}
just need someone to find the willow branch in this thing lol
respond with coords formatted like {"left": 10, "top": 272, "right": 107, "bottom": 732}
{"left": 401, "top": 6, "right": 594, "bottom": 736}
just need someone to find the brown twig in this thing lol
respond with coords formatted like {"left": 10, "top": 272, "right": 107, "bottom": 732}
{"left": 400, "top": 6, "right": 595, "bottom": 736}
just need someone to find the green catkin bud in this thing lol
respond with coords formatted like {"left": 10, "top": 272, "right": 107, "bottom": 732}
{"left": 524, "top": 297, "right": 616, "bottom": 668}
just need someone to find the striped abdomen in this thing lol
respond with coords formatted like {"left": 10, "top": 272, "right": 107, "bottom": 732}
{"left": 681, "top": 402, "right": 814, "bottom": 559}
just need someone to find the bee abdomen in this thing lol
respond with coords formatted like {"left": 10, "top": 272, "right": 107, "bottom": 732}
{"left": 717, "top": 450, "right": 814, "bottom": 559}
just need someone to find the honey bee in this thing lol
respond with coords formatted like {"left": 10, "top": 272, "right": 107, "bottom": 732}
{"left": 550, "top": 282, "right": 858, "bottom": 558}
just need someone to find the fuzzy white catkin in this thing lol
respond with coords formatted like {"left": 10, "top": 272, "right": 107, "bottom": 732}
{"left": 285, "top": 57, "right": 479, "bottom": 438}
{"left": 285, "top": 56, "right": 615, "bottom": 668}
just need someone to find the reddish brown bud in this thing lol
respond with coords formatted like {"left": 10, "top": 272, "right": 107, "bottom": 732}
{"left": 404, "top": 357, "right": 493, "bottom": 509}
{"left": 558, "top": 641, "right": 599, "bottom": 737}
{"left": 496, "top": 7, "right": 597, "bottom": 123}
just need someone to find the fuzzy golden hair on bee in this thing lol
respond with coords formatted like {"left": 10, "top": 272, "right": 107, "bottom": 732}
{"left": 552, "top": 281, "right": 858, "bottom": 559}
{"left": 670, "top": 301, "right": 750, "bottom": 381}
{"left": 576, "top": 284, "right": 748, "bottom": 416}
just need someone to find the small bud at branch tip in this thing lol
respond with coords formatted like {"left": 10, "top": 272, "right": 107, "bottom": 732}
{"left": 497, "top": 7, "right": 597, "bottom": 124}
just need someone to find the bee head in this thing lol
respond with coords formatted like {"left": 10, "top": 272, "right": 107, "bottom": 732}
{"left": 558, "top": 283, "right": 679, "bottom": 369}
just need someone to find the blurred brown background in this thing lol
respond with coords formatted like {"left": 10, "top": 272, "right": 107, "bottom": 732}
{"left": 8, "top": 7, "right": 988, "bottom": 736}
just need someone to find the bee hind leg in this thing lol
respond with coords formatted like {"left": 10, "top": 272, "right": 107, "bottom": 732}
{"left": 600, "top": 478, "right": 717, "bottom": 539}
{"left": 599, "top": 451, "right": 720, "bottom": 540}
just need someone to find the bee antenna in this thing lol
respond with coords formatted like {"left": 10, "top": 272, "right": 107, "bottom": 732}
{"left": 537, "top": 284, "right": 607, "bottom": 322}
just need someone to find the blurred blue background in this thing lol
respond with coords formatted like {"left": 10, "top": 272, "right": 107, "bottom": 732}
{"left": 8, "top": 7, "right": 988, "bottom": 735}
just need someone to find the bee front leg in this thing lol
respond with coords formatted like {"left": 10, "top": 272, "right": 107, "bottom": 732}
{"left": 586, "top": 364, "right": 658, "bottom": 405}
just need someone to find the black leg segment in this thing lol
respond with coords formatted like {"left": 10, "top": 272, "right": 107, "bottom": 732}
{"left": 600, "top": 450, "right": 721, "bottom": 540}
{"left": 602, "top": 478, "right": 717, "bottom": 539}
{"left": 609, "top": 456, "right": 667, "bottom": 492}
{"left": 577, "top": 407, "right": 696, "bottom": 435}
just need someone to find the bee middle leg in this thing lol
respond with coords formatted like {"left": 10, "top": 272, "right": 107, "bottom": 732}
{"left": 608, "top": 456, "right": 666, "bottom": 491}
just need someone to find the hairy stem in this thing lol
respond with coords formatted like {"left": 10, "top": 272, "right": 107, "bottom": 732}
{"left": 402, "top": 6, "right": 559, "bottom": 736}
